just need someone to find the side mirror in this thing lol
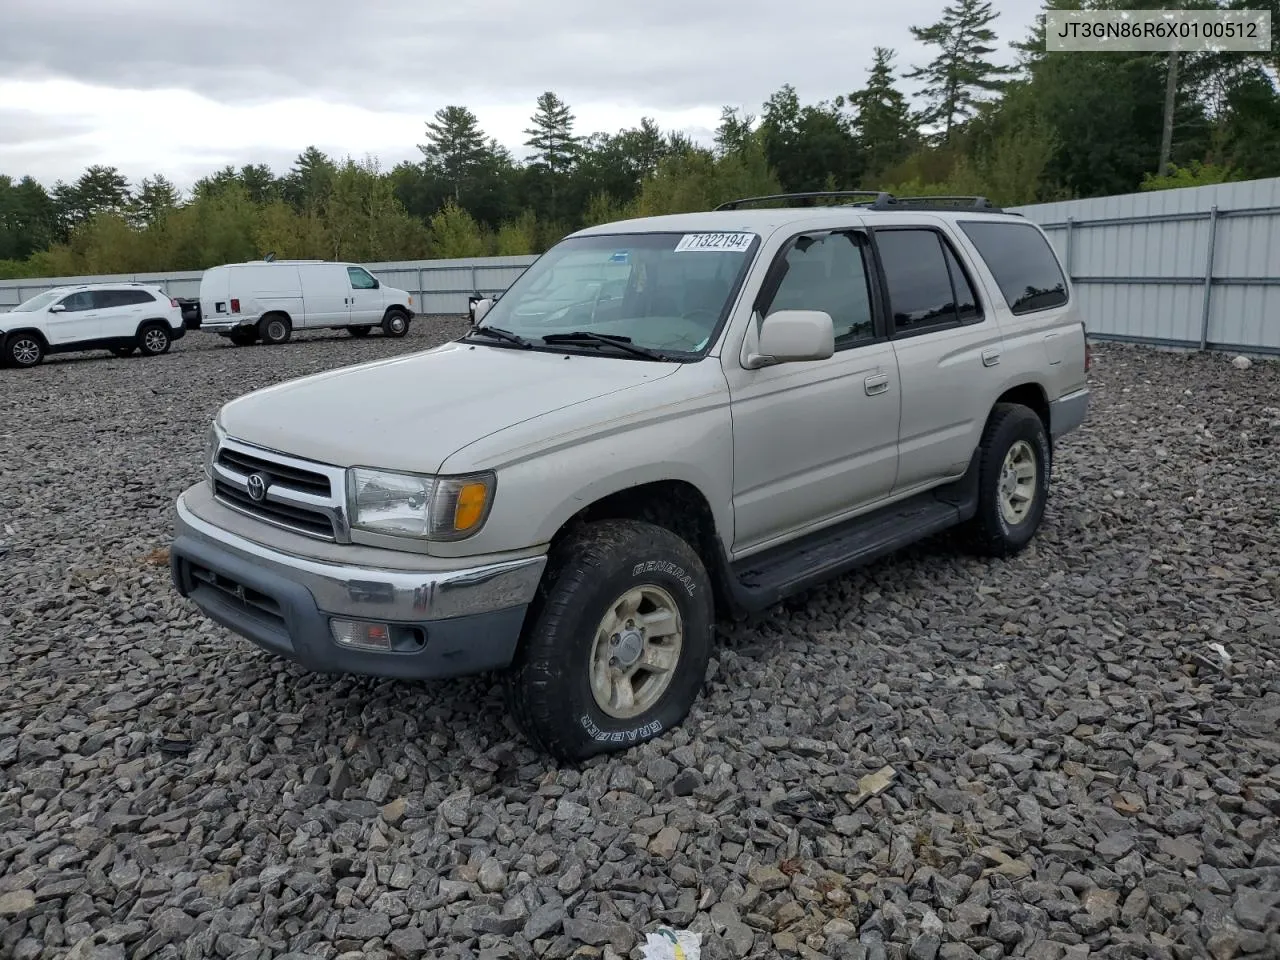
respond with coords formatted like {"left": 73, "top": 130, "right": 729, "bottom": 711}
{"left": 48, "top": 303, "right": 66, "bottom": 313}
{"left": 471, "top": 298, "right": 494, "bottom": 325}
{"left": 745, "top": 310, "right": 835, "bottom": 368}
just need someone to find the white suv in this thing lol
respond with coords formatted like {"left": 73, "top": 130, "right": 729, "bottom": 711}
{"left": 1, "top": 282, "right": 187, "bottom": 369}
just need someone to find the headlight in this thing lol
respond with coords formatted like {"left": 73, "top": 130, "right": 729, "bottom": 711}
{"left": 204, "top": 420, "right": 225, "bottom": 485}
{"left": 347, "top": 468, "right": 495, "bottom": 540}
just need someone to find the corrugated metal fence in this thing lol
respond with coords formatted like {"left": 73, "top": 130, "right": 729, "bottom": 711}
{"left": 1009, "top": 177, "right": 1280, "bottom": 355}
{"left": 2, "top": 177, "right": 1277, "bottom": 353}
{"left": 0, "top": 255, "right": 540, "bottom": 316}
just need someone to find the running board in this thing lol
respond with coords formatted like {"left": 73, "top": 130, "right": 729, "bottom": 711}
{"left": 717, "top": 453, "right": 980, "bottom": 616}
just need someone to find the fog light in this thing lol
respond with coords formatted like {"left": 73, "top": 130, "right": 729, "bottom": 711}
{"left": 330, "top": 618, "right": 392, "bottom": 651}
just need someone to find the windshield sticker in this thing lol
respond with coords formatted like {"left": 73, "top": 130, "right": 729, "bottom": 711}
{"left": 674, "top": 232, "right": 754, "bottom": 253}
{"left": 610, "top": 250, "right": 629, "bottom": 262}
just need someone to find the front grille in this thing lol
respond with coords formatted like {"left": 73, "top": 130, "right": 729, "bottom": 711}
{"left": 214, "top": 479, "right": 336, "bottom": 538}
{"left": 211, "top": 438, "right": 345, "bottom": 541}
{"left": 216, "top": 447, "right": 331, "bottom": 497}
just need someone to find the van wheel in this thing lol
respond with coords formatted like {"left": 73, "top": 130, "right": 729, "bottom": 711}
{"left": 5, "top": 333, "right": 45, "bottom": 368}
{"left": 346, "top": 326, "right": 372, "bottom": 338}
{"left": 505, "top": 519, "right": 714, "bottom": 762}
{"left": 381, "top": 310, "right": 409, "bottom": 338}
{"left": 139, "top": 324, "right": 172, "bottom": 356}
{"left": 260, "top": 314, "right": 292, "bottom": 344}
{"left": 961, "top": 402, "right": 1052, "bottom": 557}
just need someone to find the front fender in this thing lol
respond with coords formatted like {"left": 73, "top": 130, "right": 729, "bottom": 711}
{"left": 431, "top": 364, "right": 735, "bottom": 559}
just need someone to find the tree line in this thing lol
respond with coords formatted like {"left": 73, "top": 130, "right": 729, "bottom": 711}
{"left": 2, "top": 0, "right": 1277, "bottom": 280}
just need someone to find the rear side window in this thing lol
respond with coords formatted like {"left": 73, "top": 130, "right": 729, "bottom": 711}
{"left": 97, "top": 289, "right": 157, "bottom": 308}
{"left": 959, "top": 220, "right": 1068, "bottom": 315}
{"left": 874, "top": 228, "right": 983, "bottom": 334}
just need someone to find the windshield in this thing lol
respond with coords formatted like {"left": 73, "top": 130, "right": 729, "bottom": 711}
{"left": 11, "top": 291, "right": 61, "bottom": 313}
{"left": 475, "top": 231, "right": 759, "bottom": 357}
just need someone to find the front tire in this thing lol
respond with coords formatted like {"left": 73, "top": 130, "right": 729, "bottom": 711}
{"left": 5, "top": 333, "right": 44, "bottom": 368}
{"left": 961, "top": 403, "right": 1052, "bottom": 557}
{"left": 506, "top": 519, "right": 714, "bottom": 762}
{"left": 259, "top": 313, "right": 292, "bottom": 345}
{"left": 381, "top": 310, "right": 409, "bottom": 338}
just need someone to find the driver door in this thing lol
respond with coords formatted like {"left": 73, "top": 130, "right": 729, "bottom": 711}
{"left": 46, "top": 291, "right": 103, "bottom": 344}
{"left": 723, "top": 228, "right": 901, "bottom": 554}
{"left": 346, "top": 266, "right": 383, "bottom": 325}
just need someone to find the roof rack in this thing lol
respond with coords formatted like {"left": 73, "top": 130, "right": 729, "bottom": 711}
{"left": 867, "top": 194, "right": 1004, "bottom": 212}
{"left": 714, "top": 191, "right": 892, "bottom": 211}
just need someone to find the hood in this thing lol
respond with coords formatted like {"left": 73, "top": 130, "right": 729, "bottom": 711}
{"left": 217, "top": 340, "right": 682, "bottom": 474}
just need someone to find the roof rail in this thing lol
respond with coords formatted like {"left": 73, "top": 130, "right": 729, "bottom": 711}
{"left": 868, "top": 194, "right": 1004, "bottom": 212}
{"left": 714, "top": 191, "right": 892, "bottom": 211}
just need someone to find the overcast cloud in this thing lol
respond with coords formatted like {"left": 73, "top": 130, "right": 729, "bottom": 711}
{"left": 1, "top": 0, "right": 1034, "bottom": 191}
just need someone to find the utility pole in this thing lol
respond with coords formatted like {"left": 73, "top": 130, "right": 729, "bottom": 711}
{"left": 1159, "top": 49, "right": 1180, "bottom": 177}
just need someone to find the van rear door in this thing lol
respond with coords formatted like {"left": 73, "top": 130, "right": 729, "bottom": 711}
{"left": 297, "top": 263, "right": 350, "bottom": 327}
{"left": 199, "top": 266, "right": 232, "bottom": 326}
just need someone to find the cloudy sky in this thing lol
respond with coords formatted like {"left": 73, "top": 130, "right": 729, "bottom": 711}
{"left": 1, "top": 0, "right": 1037, "bottom": 193}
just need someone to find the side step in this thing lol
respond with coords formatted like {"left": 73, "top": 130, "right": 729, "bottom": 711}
{"left": 719, "top": 454, "right": 980, "bottom": 616}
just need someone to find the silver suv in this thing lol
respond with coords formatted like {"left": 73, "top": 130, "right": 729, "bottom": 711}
{"left": 169, "top": 192, "right": 1090, "bottom": 760}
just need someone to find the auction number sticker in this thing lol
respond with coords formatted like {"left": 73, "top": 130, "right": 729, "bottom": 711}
{"left": 674, "top": 232, "right": 754, "bottom": 252}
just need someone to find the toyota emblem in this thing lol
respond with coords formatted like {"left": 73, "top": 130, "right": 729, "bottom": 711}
{"left": 246, "top": 472, "right": 269, "bottom": 502}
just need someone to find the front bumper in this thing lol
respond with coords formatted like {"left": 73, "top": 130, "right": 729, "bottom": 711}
{"left": 169, "top": 489, "right": 546, "bottom": 679}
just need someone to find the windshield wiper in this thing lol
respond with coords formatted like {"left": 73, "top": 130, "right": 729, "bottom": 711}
{"left": 541, "top": 331, "right": 671, "bottom": 361}
{"left": 465, "top": 325, "right": 534, "bottom": 348}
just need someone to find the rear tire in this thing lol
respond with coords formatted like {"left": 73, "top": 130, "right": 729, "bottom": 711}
{"left": 381, "top": 310, "right": 409, "bottom": 338}
{"left": 5, "top": 333, "right": 44, "bottom": 368}
{"left": 505, "top": 519, "right": 714, "bottom": 762}
{"left": 139, "top": 324, "right": 172, "bottom": 356}
{"left": 960, "top": 402, "right": 1052, "bottom": 557}
{"left": 259, "top": 313, "right": 292, "bottom": 344}
{"left": 347, "top": 325, "right": 372, "bottom": 338}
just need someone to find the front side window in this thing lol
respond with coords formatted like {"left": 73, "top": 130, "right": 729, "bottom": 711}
{"left": 475, "top": 231, "right": 759, "bottom": 358}
{"left": 959, "top": 220, "right": 1068, "bottom": 315}
{"left": 347, "top": 267, "right": 378, "bottom": 290}
{"left": 57, "top": 292, "right": 94, "bottom": 312}
{"left": 764, "top": 231, "right": 875, "bottom": 347}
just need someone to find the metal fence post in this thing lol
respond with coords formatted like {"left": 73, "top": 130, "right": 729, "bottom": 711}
{"left": 471, "top": 264, "right": 479, "bottom": 295}
{"left": 1064, "top": 216, "right": 1074, "bottom": 276}
{"left": 1198, "top": 205, "right": 1219, "bottom": 351}
{"left": 417, "top": 268, "right": 424, "bottom": 307}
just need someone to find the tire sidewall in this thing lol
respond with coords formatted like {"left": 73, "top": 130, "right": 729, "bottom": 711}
{"left": 537, "top": 534, "right": 713, "bottom": 754}
{"left": 988, "top": 413, "right": 1051, "bottom": 548}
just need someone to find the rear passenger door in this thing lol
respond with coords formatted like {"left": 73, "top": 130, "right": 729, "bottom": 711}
{"left": 726, "top": 227, "right": 901, "bottom": 553}
{"left": 952, "top": 219, "right": 1084, "bottom": 402}
{"left": 99, "top": 289, "right": 155, "bottom": 339}
{"left": 870, "top": 222, "right": 1004, "bottom": 495}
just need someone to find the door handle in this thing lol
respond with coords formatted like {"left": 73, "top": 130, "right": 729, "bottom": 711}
{"left": 982, "top": 349, "right": 1001, "bottom": 367}
{"left": 864, "top": 374, "right": 889, "bottom": 396}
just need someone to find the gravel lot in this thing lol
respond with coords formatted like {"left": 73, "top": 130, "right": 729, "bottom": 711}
{"left": 1, "top": 325, "right": 1278, "bottom": 960}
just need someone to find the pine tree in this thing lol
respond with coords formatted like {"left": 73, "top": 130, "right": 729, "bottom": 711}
{"left": 131, "top": 174, "right": 180, "bottom": 229}
{"left": 523, "top": 92, "right": 581, "bottom": 176}
{"left": 523, "top": 92, "right": 581, "bottom": 220}
{"left": 849, "top": 48, "right": 917, "bottom": 177}
{"left": 714, "top": 106, "right": 756, "bottom": 157}
{"left": 419, "top": 105, "right": 491, "bottom": 201}
{"left": 906, "top": 0, "right": 1014, "bottom": 141}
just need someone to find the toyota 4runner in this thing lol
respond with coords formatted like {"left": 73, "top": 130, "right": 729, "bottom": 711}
{"left": 169, "top": 192, "right": 1090, "bottom": 761}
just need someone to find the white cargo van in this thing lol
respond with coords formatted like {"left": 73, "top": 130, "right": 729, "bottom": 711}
{"left": 198, "top": 260, "right": 416, "bottom": 346}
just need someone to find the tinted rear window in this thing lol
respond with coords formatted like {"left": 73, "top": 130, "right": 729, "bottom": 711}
{"left": 959, "top": 220, "right": 1069, "bottom": 315}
